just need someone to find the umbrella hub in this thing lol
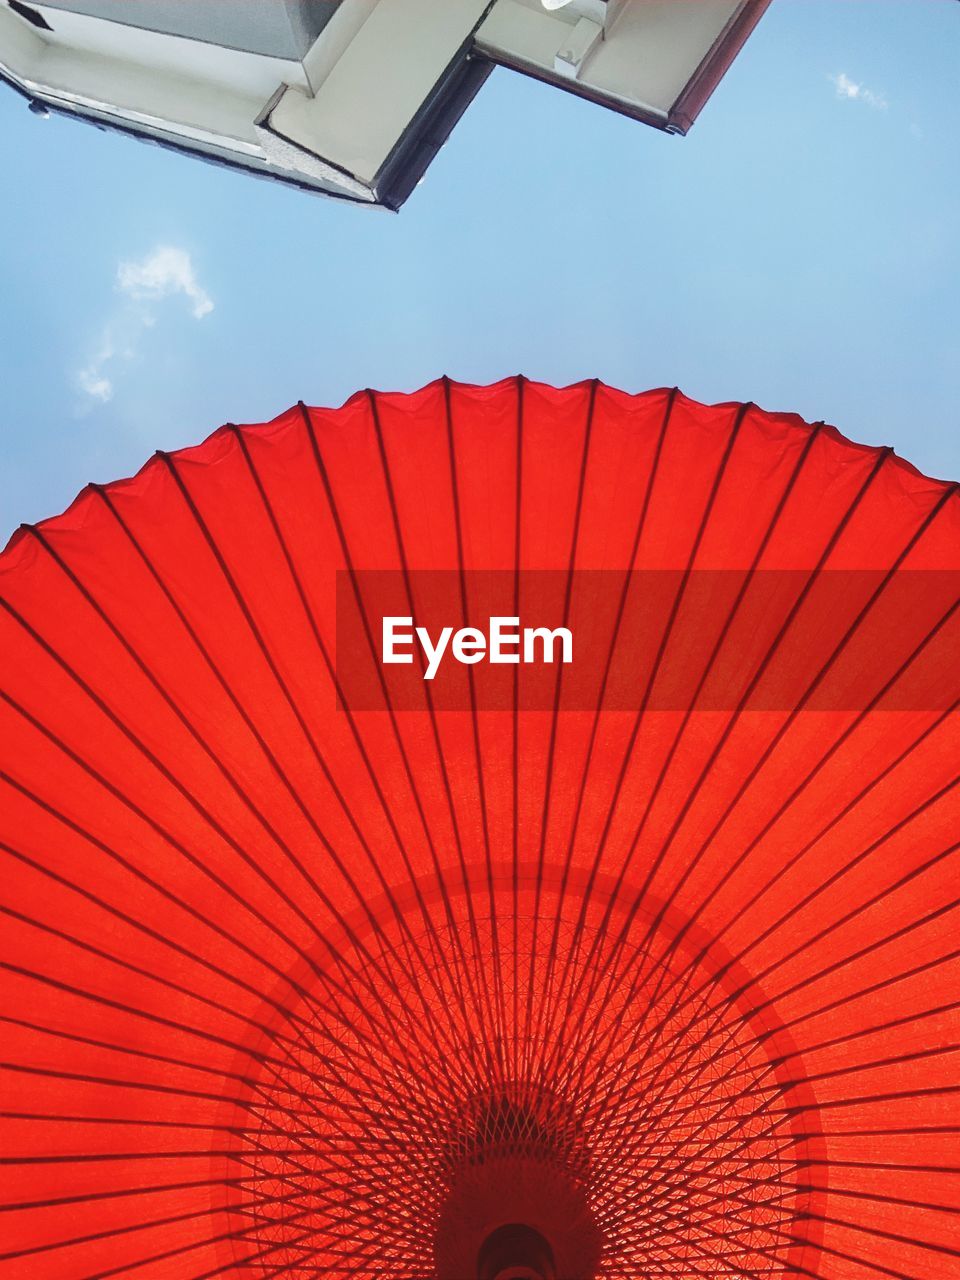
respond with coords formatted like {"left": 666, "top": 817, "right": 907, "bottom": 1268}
{"left": 434, "top": 1085, "right": 601, "bottom": 1279}
{"left": 477, "top": 1222, "right": 557, "bottom": 1280}
{"left": 223, "top": 877, "right": 825, "bottom": 1277}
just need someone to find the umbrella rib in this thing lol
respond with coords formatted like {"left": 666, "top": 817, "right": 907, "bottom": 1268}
{"left": 826, "top": 1123, "right": 960, "bottom": 1135}
{"left": 812, "top": 1156, "right": 960, "bottom": 1174}
{"left": 0, "top": 1175, "right": 244, "bottom": 1216}
{"left": 640, "top": 867, "right": 960, "bottom": 1118}
{"left": 160, "top": 447, "right": 484, "bottom": 1092}
{"left": 749, "top": 867, "right": 960, "bottom": 1013}
{"left": 561, "top": 443, "right": 911, "bottom": 1077}
{"left": 772, "top": 994, "right": 960, "bottom": 1061}
{"left": 532, "top": 386, "right": 677, "bottom": 1044}
{"left": 298, "top": 398, "right": 489, "bottom": 1076}
{"left": 0, "top": 846, "right": 459, "bottom": 1090}
{"left": 0, "top": 1185, "right": 326, "bottom": 1264}
{"left": 0, "top": 762, "right": 319, "bottom": 1010}
{"left": 553, "top": 417, "right": 825, "bottom": 1081}
{"left": 0, "top": 681, "right": 395, "bottom": 1046}
{"left": 549, "top": 401, "right": 756, "bottom": 1051}
{"left": 540, "top": 400, "right": 814, "bottom": 1101}
{"left": 603, "top": 475, "right": 960, "bottom": 1040}
{"left": 661, "top": 677, "right": 960, "bottom": 1037}
{"left": 99, "top": 484, "right": 477, "bottom": 1091}
{"left": 0, "top": 1024, "right": 446, "bottom": 1158}
{"left": 607, "top": 989, "right": 960, "bottom": 1102}
{"left": 224, "top": 424, "right": 477, "bottom": 1084}
{"left": 527, "top": 378, "right": 598, "bottom": 1088}
{"left": 587, "top": 925, "right": 958, "bottom": 1161}
{"left": 0, "top": 900, "right": 464, "bottom": 1147}
{"left": 574, "top": 799, "right": 960, "bottom": 1127}
{"left": 511, "top": 374, "right": 525, "bottom": 1086}
{"left": 819, "top": 1182, "right": 960, "bottom": 1216}
{"left": 0, "top": 839, "right": 362, "bottom": 1042}
{"left": 72, "top": 1205, "right": 324, "bottom": 1280}
{"left": 805, "top": 1207, "right": 960, "bottom": 1257}
{"left": 8, "top": 530, "right": 370, "bottom": 971}
{"left": 442, "top": 375, "right": 509, "bottom": 1084}
{"left": 365, "top": 386, "right": 500, "bottom": 1079}
{"left": 0, "top": 896, "right": 291, "bottom": 1039}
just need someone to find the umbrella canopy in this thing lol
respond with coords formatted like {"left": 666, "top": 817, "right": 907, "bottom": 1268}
{"left": 0, "top": 378, "right": 957, "bottom": 1280}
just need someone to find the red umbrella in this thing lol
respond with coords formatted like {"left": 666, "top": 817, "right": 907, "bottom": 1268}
{"left": 0, "top": 378, "right": 957, "bottom": 1279}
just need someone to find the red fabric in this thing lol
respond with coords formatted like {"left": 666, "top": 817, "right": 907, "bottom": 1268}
{"left": 0, "top": 379, "right": 957, "bottom": 1279}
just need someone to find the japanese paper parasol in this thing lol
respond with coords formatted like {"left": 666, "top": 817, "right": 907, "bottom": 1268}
{"left": 0, "top": 378, "right": 957, "bottom": 1280}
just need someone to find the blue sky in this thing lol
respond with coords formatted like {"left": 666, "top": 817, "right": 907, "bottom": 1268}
{"left": 1, "top": 1, "right": 958, "bottom": 538}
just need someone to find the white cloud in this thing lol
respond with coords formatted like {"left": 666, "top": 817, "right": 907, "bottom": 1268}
{"left": 77, "top": 332, "right": 116, "bottom": 403}
{"left": 77, "top": 366, "right": 113, "bottom": 403}
{"left": 117, "top": 245, "right": 214, "bottom": 318}
{"left": 830, "top": 72, "right": 887, "bottom": 111}
{"left": 76, "top": 245, "right": 213, "bottom": 405}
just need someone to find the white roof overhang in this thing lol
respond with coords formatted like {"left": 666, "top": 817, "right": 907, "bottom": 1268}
{"left": 0, "top": 0, "right": 771, "bottom": 209}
